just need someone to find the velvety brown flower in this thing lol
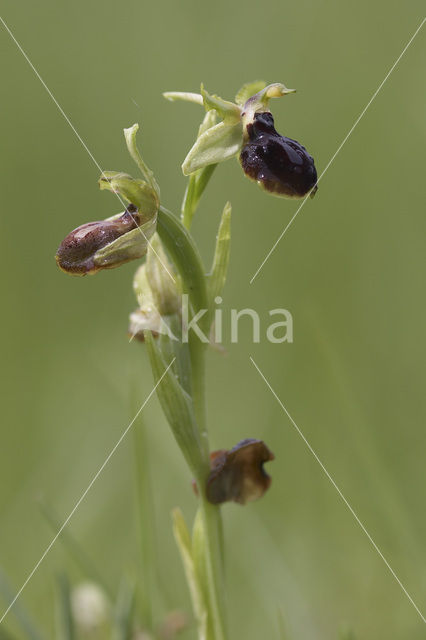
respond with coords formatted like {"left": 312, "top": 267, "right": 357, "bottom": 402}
{"left": 206, "top": 438, "right": 275, "bottom": 505}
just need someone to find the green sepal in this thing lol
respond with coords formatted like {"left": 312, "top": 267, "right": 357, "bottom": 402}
{"left": 182, "top": 120, "right": 243, "bottom": 175}
{"left": 198, "top": 109, "right": 218, "bottom": 135}
{"left": 99, "top": 171, "right": 158, "bottom": 219}
{"left": 200, "top": 85, "right": 241, "bottom": 124}
{"left": 93, "top": 212, "right": 157, "bottom": 270}
{"left": 163, "top": 91, "right": 203, "bottom": 106}
{"left": 181, "top": 110, "right": 219, "bottom": 227}
{"left": 124, "top": 124, "right": 160, "bottom": 201}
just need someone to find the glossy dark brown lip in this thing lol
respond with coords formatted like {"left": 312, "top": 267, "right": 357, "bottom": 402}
{"left": 55, "top": 204, "right": 140, "bottom": 276}
{"left": 240, "top": 111, "right": 318, "bottom": 198}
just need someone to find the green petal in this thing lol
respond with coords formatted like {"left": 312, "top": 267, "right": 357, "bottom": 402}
{"left": 235, "top": 80, "right": 267, "bottom": 106}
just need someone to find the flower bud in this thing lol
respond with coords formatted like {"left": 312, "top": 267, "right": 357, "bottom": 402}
{"left": 129, "top": 264, "right": 162, "bottom": 340}
{"left": 159, "top": 610, "right": 187, "bottom": 640}
{"left": 145, "top": 235, "right": 180, "bottom": 316}
{"left": 56, "top": 204, "right": 156, "bottom": 276}
{"left": 128, "top": 308, "right": 161, "bottom": 341}
{"left": 71, "top": 582, "right": 109, "bottom": 633}
{"left": 129, "top": 255, "right": 180, "bottom": 341}
{"left": 240, "top": 110, "right": 318, "bottom": 198}
{"left": 206, "top": 438, "right": 275, "bottom": 505}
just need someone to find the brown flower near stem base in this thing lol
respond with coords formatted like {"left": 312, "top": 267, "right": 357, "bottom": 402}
{"left": 206, "top": 438, "right": 275, "bottom": 505}
{"left": 240, "top": 111, "right": 318, "bottom": 199}
{"left": 56, "top": 204, "right": 142, "bottom": 276}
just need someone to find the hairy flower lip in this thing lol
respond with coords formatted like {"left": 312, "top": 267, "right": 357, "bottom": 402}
{"left": 55, "top": 204, "right": 140, "bottom": 276}
{"left": 240, "top": 111, "right": 318, "bottom": 199}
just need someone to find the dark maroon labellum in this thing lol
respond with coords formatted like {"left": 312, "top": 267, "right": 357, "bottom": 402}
{"left": 240, "top": 112, "right": 318, "bottom": 198}
{"left": 205, "top": 438, "right": 275, "bottom": 505}
{"left": 55, "top": 204, "right": 140, "bottom": 276}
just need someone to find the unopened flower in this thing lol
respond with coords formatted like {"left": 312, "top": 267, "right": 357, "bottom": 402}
{"left": 145, "top": 235, "right": 180, "bottom": 316}
{"left": 71, "top": 582, "right": 109, "bottom": 632}
{"left": 205, "top": 438, "right": 275, "bottom": 505}
{"left": 128, "top": 307, "right": 161, "bottom": 341}
{"left": 129, "top": 244, "right": 180, "bottom": 341}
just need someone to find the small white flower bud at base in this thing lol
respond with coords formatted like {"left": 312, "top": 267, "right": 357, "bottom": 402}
{"left": 71, "top": 582, "right": 109, "bottom": 632}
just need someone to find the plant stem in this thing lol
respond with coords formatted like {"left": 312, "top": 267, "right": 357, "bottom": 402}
{"left": 199, "top": 499, "right": 227, "bottom": 640}
{"left": 181, "top": 165, "right": 217, "bottom": 229}
{"left": 157, "top": 201, "right": 227, "bottom": 637}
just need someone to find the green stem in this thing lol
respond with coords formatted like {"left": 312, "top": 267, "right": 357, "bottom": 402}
{"left": 199, "top": 499, "right": 227, "bottom": 640}
{"left": 181, "top": 165, "right": 217, "bottom": 229}
{"left": 157, "top": 204, "right": 227, "bottom": 638}
{"left": 133, "top": 416, "right": 155, "bottom": 631}
{"left": 188, "top": 338, "right": 208, "bottom": 453}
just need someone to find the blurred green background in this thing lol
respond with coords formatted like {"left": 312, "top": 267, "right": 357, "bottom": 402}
{"left": 0, "top": 0, "right": 425, "bottom": 638}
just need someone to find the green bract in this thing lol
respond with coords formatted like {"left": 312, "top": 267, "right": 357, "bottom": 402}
{"left": 145, "top": 235, "right": 180, "bottom": 316}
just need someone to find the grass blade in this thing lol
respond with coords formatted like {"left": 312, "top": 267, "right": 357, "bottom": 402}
{"left": 0, "top": 569, "right": 45, "bottom": 640}
{"left": 55, "top": 573, "right": 75, "bottom": 640}
{"left": 38, "top": 500, "right": 114, "bottom": 600}
{"left": 113, "top": 578, "right": 136, "bottom": 640}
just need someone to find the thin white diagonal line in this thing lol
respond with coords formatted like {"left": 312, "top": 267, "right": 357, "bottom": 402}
{"left": 250, "top": 356, "right": 426, "bottom": 625}
{"left": 0, "top": 15, "right": 175, "bottom": 283}
{"left": 0, "top": 358, "right": 176, "bottom": 625}
{"left": 250, "top": 16, "right": 426, "bottom": 284}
